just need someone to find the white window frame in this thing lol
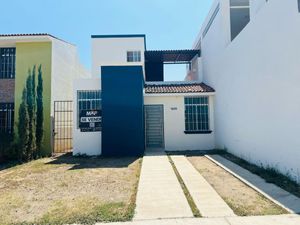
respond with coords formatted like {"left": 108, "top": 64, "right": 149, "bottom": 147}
{"left": 77, "top": 90, "right": 101, "bottom": 128}
{"left": 127, "top": 51, "right": 141, "bottom": 62}
{"left": 184, "top": 96, "right": 210, "bottom": 133}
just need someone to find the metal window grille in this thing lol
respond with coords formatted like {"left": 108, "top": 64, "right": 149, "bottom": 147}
{"left": 184, "top": 97, "right": 209, "bottom": 132}
{"left": 0, "top": 103, "right": 14, "bottom": 134}
{"left": 77, "top": 90, "right": 101, "bottom": 127}
{"left": 127, "top": 51, "right": 141, "bottom": 62}
{"left": 0, "top": 48, "right": 16, "bottom": 79}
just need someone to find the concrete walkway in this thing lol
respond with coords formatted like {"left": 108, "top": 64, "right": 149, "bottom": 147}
{"left": 134, "top": 151, "right": 193, "bottom": 220}
{"left": 206, "top": 155, "right": 300, "bottom": 214}
{"left": 171, "top": 155, "right": 236, "bottom": 218}
{"left": 96, "top": 214, "right": 300, "bottom": 225}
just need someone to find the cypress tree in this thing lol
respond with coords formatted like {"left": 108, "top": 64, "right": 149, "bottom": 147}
{"left": 26, "top": 70, "right": 35, "bottom": 160}
{"left": 36, "top": 65, "right": 44, "bottom": 156}
{"left": 31, "top": 66, "right": 37, "bottom": 158}
{"left": 18, "top": 88, "right": 29, "bottom": 161}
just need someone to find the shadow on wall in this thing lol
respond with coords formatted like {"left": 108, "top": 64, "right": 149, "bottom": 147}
{"left": 46, "top": 153, "right": 139, "bottom": 170}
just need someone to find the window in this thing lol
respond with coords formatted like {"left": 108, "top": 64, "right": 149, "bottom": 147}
{"left": 298, "top": 0, "right": 300, "bottom": 12}
{"left": 230, "top": 0, "right": 250, "bottom": 41}
{"left": 202, "top": 3, "right": 220, "bottom": 38}
{"left": 0, "top": 103, "right": 14, "bottom": 134}
{"left": 127, "top": 51, "right": 141, "bottom": 62}
{"left": 0, "top": 48, "right": 16, "bottom": 79}
{"left": 184, "top": 97, "right": 210, "bottom": 133}
{"left": 77, "top": 90, "right": 101, "bottom": 127}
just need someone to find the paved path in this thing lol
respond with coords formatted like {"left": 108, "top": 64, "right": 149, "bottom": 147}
{"left": 206, "top": 155, "right": 300, "bottom": 214}
{"left": 134, "top": 151, "right": 193, "bottom": 220}
{"left": 96, "top": 214, "right": 300, "bottom": 225}
{"left": 171, "top": 155, "right": 236, "bottom": 217}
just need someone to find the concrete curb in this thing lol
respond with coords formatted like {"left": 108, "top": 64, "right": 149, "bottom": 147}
{"left": 94, "top": 214, "right": 300, "bottom": 225}
{"left": 205, "top": 154, "right": 295, "bottom": 214}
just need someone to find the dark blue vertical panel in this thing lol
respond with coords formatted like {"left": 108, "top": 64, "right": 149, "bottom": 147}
{"left": 101, "top": 66, "right": 145, "bottom": 156}
{"left": 145, "top": 61, "right": 164, "bottom": 81}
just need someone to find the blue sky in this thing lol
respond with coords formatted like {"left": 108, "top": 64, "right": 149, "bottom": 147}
{"left": 1, "top": 0, "right": 212, "bottom": 80}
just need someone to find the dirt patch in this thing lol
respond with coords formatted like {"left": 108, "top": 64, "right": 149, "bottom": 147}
{"left": 221, "top": 153, "right": 300, "bottom": 198}
{"left": 0, "top": 155, "right": 141, "bottom": 224}
{"left": 188, "top": 156, "right": 287, "bottom": 216}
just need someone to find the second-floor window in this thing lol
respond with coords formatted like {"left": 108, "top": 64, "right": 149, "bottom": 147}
{"left": 230, "top": 0, "right": 250, "bottom": 41}
{"left": 0, "top": 48, "right": 16, "bottom": 79}
{"left": 127, "top": 51, "right": 141, "bottom": 62}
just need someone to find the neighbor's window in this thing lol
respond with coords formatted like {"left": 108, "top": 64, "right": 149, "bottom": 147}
{"left": 77, "top": 90, "right": 101, "bottom": 126}
{"left": 0, "top": 103, "right": 14, "bottom": 134}
{"left": 230, "top": 0, "right": 250, "bottom": 41}
{"left": 184, "top": 97, "right": 210, "bottom": 133}
{"left": 127, "top": 51, "right": 141, "bottom": 62}
{"left": 0, "top": 48, "right": 16, "bottom": 79}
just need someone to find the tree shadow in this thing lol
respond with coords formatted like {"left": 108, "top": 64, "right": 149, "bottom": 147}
{"left": 46, "top": 153, "right": 140, "bottom": 170}
{"left": 0, "top": 160, "right": 21, "bottom": 171}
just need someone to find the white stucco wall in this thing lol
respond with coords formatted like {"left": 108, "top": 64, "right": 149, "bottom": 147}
{"left": 144, "top": 94, "right": 215, "bottom": 151}
{"left": 73, "top": 78, "right": 101, "bottom": 156}
{"left": 250, "top": 0, "right": 267, "bottom": 18}
{"left": 193, "top": 0, "right": 300, "bottom": 181}
{"left": 91, "top": 36, "right": 146, "bottom": 79}
{"left": 51, "top": 39, "right": 90, "bottom": 116}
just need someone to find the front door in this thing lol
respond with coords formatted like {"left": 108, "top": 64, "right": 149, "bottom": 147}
{"left": 145, "top": 105, "right": 164, "bottom": 149}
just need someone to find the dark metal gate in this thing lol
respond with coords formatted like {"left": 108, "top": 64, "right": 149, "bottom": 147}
{"left": 53, "top": 101, "right": 73, "bottom": 153}
{"left": 145, "top": 105, "right": 164, "bottom": 149}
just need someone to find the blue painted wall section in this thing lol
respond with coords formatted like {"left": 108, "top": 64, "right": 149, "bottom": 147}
{"left": 101, "top": 66, "right": 145, "bottom": 156}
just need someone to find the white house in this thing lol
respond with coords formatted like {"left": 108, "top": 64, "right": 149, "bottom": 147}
{"left": 73, "top": 36, "right": 216, "bottom": 156}
{"left": 187, "top": 0, "right": 300, "bottom": 181}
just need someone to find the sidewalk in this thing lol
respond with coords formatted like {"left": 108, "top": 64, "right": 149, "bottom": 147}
{"left": 134, "top": 151, "right": 193, "bottom": 220}
{"left": 171, "top": 155, "right": 236, "bottom": 217}
{"left": 96, "top": 214, "right": 300, "bottom": 225}
{"left": 206, "top": 155, "right": 300, "bottom": 214}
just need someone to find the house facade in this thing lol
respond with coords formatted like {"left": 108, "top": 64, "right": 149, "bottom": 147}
{"left": 73, "top": 35, "right": 216, "bottom": 156}
{"left": 186, "top": 0, "right": 300, "bottom": 181}
{"left": 0, "top": 34, "right": 88, "bottom": 156}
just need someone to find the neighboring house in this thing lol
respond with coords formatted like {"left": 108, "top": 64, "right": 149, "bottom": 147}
{"left": 186, "top": 0, "right": 300, "bottom": 181}
{"left": 0, "top": 34, "right": 89, "bottom": 156}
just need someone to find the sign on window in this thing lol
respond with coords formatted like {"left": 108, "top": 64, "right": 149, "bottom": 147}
{"left": 79, "top": 110, "right": 102, "bottom": 132}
